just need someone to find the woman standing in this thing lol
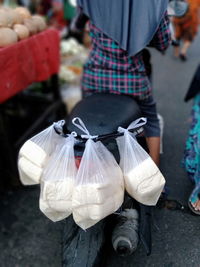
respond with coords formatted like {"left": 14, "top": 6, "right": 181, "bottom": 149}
{"left": 173, "top": 0, "right": 200, "bottom": 61}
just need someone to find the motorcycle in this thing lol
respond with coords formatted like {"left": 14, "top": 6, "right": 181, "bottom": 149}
{"left": 60, "top": 2, "right": 190, "bottom": 265}
{"left": 61, "top": 92, "right": 153, "bottom": 267}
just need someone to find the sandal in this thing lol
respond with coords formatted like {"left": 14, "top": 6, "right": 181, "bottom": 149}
{"left": 188, "top": 188, "right": 200, "bottom": 215}
{"left": 180, "top": 53, "right": 187, "bottom": 62}
{"left": 188, "top": 200, "right": 200, "bottom": 215}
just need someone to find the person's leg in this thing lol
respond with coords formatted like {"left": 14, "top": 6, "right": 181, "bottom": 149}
{"left": 173, "top": 24, "right": 181, "bottom": 57}
{"left": 146, "top": 136, "right": 160, "bottom": 166}
{"left": 181, "top": 40, "right": 191, "bottom": 54}
{"left": 136, "top": 96, "right": 160, "bottom": 166}
{"left": 174, "top": 45, "right": 180, "bottom": 58}
{"left": 184, "top": 95, "right": 200, "bottom": 213}
{"left": 180, "top": 40, "right": 191, "bottom": 60}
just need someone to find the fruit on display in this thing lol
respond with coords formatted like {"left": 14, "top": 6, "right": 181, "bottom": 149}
{"left": 0, "top": 11, "right": 8, "bottom": 27}
{"left": 15, "top": 7, "right": 31, "bottom": 20}
{"left": 0, "top": 6, "right": 47, "bottom": 47}
{"left": 8, "top": 9, "right": 23, "bottom": 25}
{"left": 0, "top": 8, "right": 23, "bottom": 27}
{"left": 13, "top": 24, "right": 29, "bottom": 40}
{"left": 0, "top": 27, "right": 18, "bottom": 47}
{"left": 31, "top": 15, "right": 47, "bottom": 32}
{"left": 23, "top": 18, "right": 37, "bottom": 36}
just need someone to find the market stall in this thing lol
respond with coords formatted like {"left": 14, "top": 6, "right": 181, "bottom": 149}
{"left": 0, "top": 28, "right": 60, "bottom": 103}
{"left": 0, "top": 27, "right": 63, "bottom": 188}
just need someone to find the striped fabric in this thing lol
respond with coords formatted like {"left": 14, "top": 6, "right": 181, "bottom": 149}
{"left": 82, "top": 13, "right": 171, "bottom": 100}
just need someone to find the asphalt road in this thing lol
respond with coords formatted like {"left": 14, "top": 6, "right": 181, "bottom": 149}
{"left": 0, "top": 32, "right": 200, "bottom": 267}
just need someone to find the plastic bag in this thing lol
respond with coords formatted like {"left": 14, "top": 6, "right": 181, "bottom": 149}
{"left": 117, "top": 118, "right": 165, "bottom": 206}
{"left": 72, "top": 118, "right": 124, "bottom": 230}
{"left": 40, "top": 133, "right": 77, "bottom": 222}
{"left": 18, "top": 157, "right": 43, "bottom": 185}
{"left": 18, "top": 120, "right": 65, "bottom": 185}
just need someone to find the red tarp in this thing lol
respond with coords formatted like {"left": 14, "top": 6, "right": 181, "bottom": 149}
{"left": 0, "top": 28, "right": 60, "bottom": 103}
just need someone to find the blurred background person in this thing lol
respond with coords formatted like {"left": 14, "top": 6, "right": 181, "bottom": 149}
{"left": 173, "top": 0, "right": 200, "bottom": 61}
{"left": 17, "top": 0, "right": 30, "bottom": 7}
{"left": 183, "top": 64, "right": 200, "bottom": 214}
{"left": 63, "top": 0, "right": 76, "bottom": 24}
{"left": 30, "top": 0, "right": 65, "bottom": 32}
{"left": 49, "top": 0, "right": 65, "bottom": 31}
{"left": 64, "top": 0, "right": 84, "bottom": 42}
{"left": 37, "top": 0, "right": 52, "bottom": 15}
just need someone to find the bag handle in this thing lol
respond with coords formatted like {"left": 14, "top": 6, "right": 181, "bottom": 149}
{"left": 118, "top": 117, "right": 147, "bottom": 134}
{"left": 72, "top": 117, "right": 98, "bottom": 139}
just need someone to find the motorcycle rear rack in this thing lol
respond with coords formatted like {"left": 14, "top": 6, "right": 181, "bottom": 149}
{"left": 54, "top": 124, "right": 144, "bottom": 143}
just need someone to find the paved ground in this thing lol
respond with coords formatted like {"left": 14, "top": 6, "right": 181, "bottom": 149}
{"left": 0, "top": 186, "right": 63, "bottom": 267}
{"left": 1, "top": 32, "right": 200, "bottom": 267}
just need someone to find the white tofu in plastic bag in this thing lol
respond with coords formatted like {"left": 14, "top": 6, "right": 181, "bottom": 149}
{"left": 18, "top": 157, "right": 43, "bottom": 185}
{"left": 117, "top": 118, "right": 165, "bottom": 206}
{"left": 72, "top": 139, "right": 124, "bottom": 230}
{"left": 18, "top": 120, "right": 65, "bottom": 185}
{"left": 40, "top": 134, "right": 77, "bottom": 222}
{"left": 39, "top": 188, "right": 69, "bottom": 222}
{"left": 19, "top": 140, "right": 47, "bottom": 168}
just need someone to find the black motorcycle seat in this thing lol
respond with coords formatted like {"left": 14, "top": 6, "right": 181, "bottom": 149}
{"left": 66, "top": 93, "right": 142, "bottom": 136}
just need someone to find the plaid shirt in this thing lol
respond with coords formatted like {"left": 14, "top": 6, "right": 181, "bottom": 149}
{"left": 82, "top": 13, "right": 171, "bottom": 100}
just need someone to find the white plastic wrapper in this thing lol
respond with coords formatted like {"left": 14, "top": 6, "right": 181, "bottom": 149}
{"left": 18, "top": 121, "right": 65, "bottom": 185}
{"left": 39, "top": 196, "right": 69, "bottom": 222}
{"left": 18, "top": 157, "right": 43, "bottom": 185}
{"left": 71, "top": 118, "right": 124, "bottom": 230}
{"left": 40, "top": 134, "right": 77, "bottom": 222}
{"left": 117, "top": 118, "right": 165, "bottom": 206}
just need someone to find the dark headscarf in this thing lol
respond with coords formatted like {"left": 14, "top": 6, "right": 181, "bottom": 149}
{"left": 77, "top": 0, "right": 168, "bottom": 56}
